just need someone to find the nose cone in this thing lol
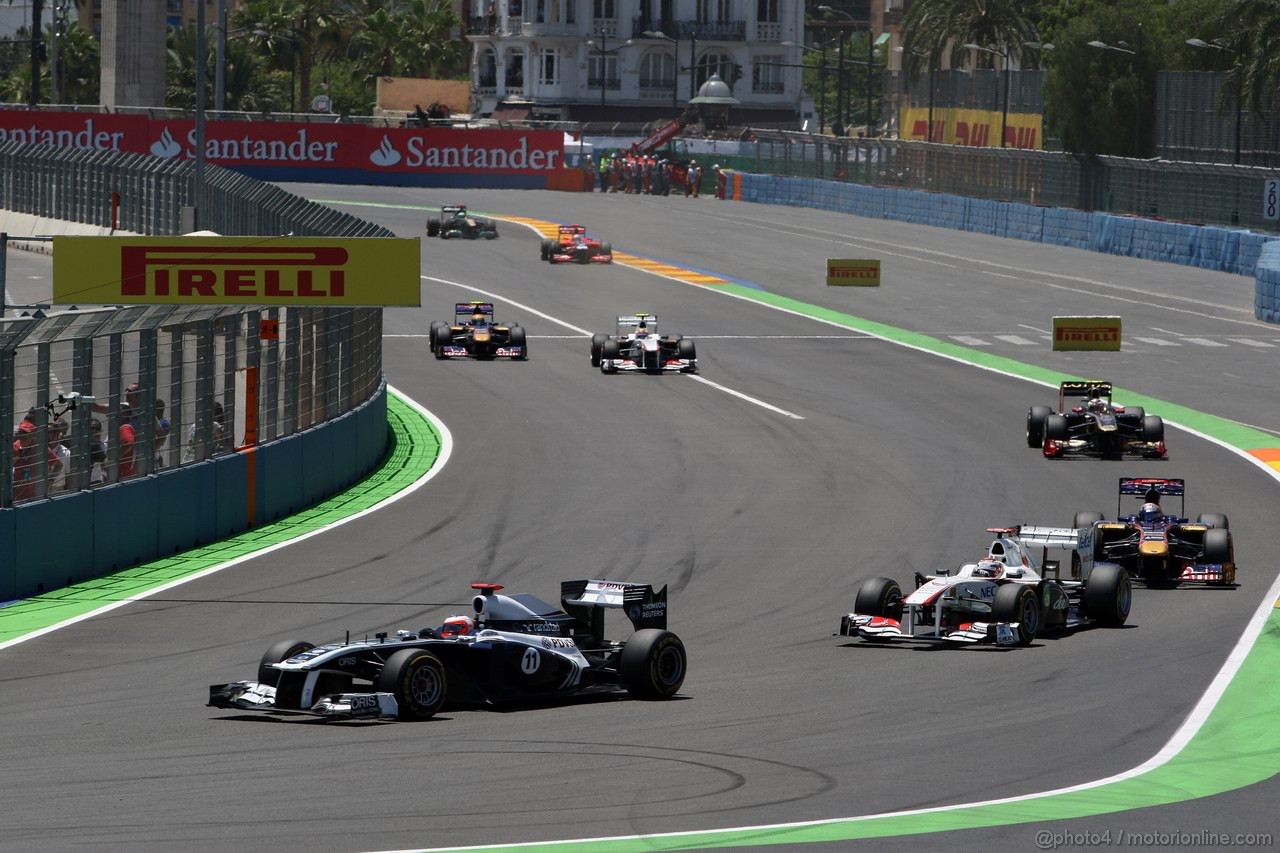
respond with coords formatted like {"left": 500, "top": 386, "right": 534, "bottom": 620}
{"left": 1139, "top": 539, "right": 1168, "bottom": 557}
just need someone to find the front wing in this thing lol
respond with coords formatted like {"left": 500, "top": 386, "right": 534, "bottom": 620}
{"left": 439, "top": 344, "right": 525, "bottom": 359}
{"left": 839, "top": 613, "right": 1024, "bottom": 646}
{"left": 551, "top": 251, "right": 612, "bottom": 263}
{"left": 602, "top": 357, "right": 696, "bottom": 374}
{"left": 209, "top": 681, "right": 400, "bottom": 720}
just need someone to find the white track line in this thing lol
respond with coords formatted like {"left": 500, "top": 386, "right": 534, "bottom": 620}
{"left": 686, "top": 375, "right": 805, "bottom": 420}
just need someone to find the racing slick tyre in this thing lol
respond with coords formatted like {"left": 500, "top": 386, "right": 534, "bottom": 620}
{"left": 599, "top": 242, "right": 613, "bottom": 262}
{"left": 375, "top": 649, "right": 448, "bottom": 720}
{"left": 1141, "top": 415, "right": 1164, "bottom": 442}
{"left": 1081, "top": 563, "right": 1132, "bottom": 627}
{"left": 1044, "top": 414, "right": 1069, "bottom": 442}
{"left": 590, "top": 333, "right": 608, "bottom": 367}
{"left": 1073, "top": 510, "right": 1104, "bottom": 531}
{"left": 1125, "top": 406, "right": 1145, "bottom": 422}
{"left": 509, "top": 326, "right": 528, "bottom": 359}
{"left": 1196, "top": 513, "right": 1229, "bottom": 530}
{"left": 426, "top": 218, "right": 440, "bottom": 237}
{"left": 677, "top": 338, "right": 697, "bottom": 360}
{"left": 429, "top": 321, "right": 446, "bottom": 353}
{"left": 620, "top": 629, "right": 687, "bottom": 700}
{"left": 601, "top": 339, "right": 620, "bottom": 373}
{"left": 1202, "top": 528, "right": 1233, "bottom": 565}
{"left": 992, "top": 584, "right": 1040, "bottom": 646}
{"left": 540, "top": 238, "right": 553, "bottom": 260}
{"left": 257, "top": 640, "right": 315, "bottom": 686}
{"left": 853, "top": 577, "right": 903, "bottom": 621}
{"left": 1026, "top": 406, "right": 1052, "bottom": 448}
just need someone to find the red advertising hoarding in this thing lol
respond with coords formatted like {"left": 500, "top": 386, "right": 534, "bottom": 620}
{"left": 0, "top": 109, "right": 565, "bottom": 188}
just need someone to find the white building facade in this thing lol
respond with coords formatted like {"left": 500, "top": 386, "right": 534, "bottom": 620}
{"left": 465, "top": 0, "right": 806, "bottom": 125}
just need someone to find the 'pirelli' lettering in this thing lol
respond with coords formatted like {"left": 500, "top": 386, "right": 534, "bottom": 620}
{"left": 1054, "top": 326, "right": 1120, "bottom": 342}
{"left": 120, "top": 245, "right": 349, "bottom": 300}
{"left": 827, "top": 266, "right": 879, "bottom": 279}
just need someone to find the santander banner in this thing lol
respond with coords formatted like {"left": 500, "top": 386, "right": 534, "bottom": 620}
{"left": 0, "top": 109, "right": 565, "bottom": 188}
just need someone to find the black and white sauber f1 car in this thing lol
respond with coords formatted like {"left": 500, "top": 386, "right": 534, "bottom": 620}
{"left": 209, "top": 580, "right": 686, "bottom": 721}
{"left": 591, "top": 313, "right": 697, "bottom": 374}
{"left": 838, "top": 526, "right": 1132, "bottom": 647}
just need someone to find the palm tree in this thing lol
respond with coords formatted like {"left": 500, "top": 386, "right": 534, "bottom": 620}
{"left": 348, "top": 7, "right": 408, "bottom": 80}
{"left": 902, "top": 0, "right": 1040, "bottom": 72}
{"left": 1216, "top": 0, "right": 1280, "bottom": 116}
{"left": 400, "top": 0, "right": 465, "bottom": 79}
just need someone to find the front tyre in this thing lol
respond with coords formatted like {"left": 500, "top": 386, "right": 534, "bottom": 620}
{"left": 992, "top": 584, "right": 1040, "bottom": 645}
{"left": 1027, "top": 406, "right": 1051, "bottom": 448}
{"left": 1082, "top": 563, "right": 1131, "bottom": 627}
{"left": 677, "top": 338, "right": 697, "bottom": 360}
{"left": 853, "top": 577, "right": 903, "bottom": 620}
{"left": 590, "top": 333, "right": 608, "bottom": 367}
{"left": 509, "top": 326, "right": 528, "bottom": 360}
{"left": 540, "top": 238, "right": 553, "bottom": 260}
{"left": 1202, "top": 528, "right": 1233, "bottom": 565}
{"left": 620, "top": 629, "right": 687, "bottom": 699}
{"left": 1141, "top": 415, "right": 1164, "bottom": 442}
{"left": 257, "top": 640, "right": 315, "bottom": 686}
{"left": 426, "top": 218, "right": 440, "bottom": 237}
{"left": 374, "top": 649, "right": 448, "bottom": 720}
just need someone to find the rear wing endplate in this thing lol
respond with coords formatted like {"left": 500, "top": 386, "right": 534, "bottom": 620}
{"left": 560, "top": 579, "right": 668, "bottom": 633}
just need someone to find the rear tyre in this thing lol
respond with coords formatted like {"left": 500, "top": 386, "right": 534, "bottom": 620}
{"left": 677, "top": 338, "right": 697, "bottom": 360}
{"left": 1026, "top": 406, "right": 1051, "bottom": 447}
{"left": 1082, "top": 563, "right": 1131, "bottom": 627}
{"left": 853, "top": 577, "right": 903, "bottom": 621}
{"left": 509, "top": 326, "right": 528, "bottom": 360}
{"left": 1073, "top": 510, "right": 1104, "bottom": 531}
{"left": 620, "top": 629, "right": 687, "bottom": 699}
{"left": 590, "top": 333, "right": 608, "bottom": 367}
{"left": 257, "top": 640, "right": 314, "bottom": 686}
{"left": 426, "top": 218, "right": 440, "bottom": 237}
{"left": 1125, "top": 406, "right": 1145, "bottom": 422}
{"left": 1141, "top": 415, "right": 1164, "bottom": 442}
{"left": 374, "top": 649, "right": 448, "bottom": 720}
{"left": 992, "top": 584, "right": 1040, "bottom": 645}
{"left": 1203, "top": 528, "right": 1233, "bottom": 564}
{"left": 1196, "top": 513, "right": 1229, "bottom": 530}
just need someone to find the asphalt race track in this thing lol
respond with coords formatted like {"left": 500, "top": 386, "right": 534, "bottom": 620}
{"left": 0, "top": 188, "right": 1277, "bottom": 853}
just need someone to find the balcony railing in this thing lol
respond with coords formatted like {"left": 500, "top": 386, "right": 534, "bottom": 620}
{"left": 755, "top": 22, "right": 781, "bottom": 42}
{"left": 591, "top": 17, "right": 618, "bottom": 36}
{"left": 632, "top": 18, "right": 746, "bottom": 41}
{"left": 588, "top": 77, "right": 623, "bottom": 90}
{"left": 521, "top": 21, "right": 579, "bottom": 36}
{"left": 753, "top": 80, "right": 785, "bottom": 94}
{"left": 467, "top": 15, "right": 500, "bottom": 35}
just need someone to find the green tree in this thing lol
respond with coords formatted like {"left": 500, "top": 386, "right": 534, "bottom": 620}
{"left": 54, "top": 21, "right": 101, "bottom": 104}
{"left": 1214, "top": 0, "right": 1280, "bottom": 117}
{"left": 903, "top": 0, "right": 1042, "bottom": 72}
{"left": 399, "top": 0, "right": 465, "bottom": 79}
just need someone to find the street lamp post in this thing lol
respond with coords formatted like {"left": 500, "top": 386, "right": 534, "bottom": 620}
{"left": 585, "top": 36, "right": 632, "bottom": 111}
{"left": 195, "top": 0, "right": 207, "bottom": 228}
{"left": 816, "top": 6, "right": 853, "bottom": 135}
{"left": 1088, "top": 25, "right": 1142, "bottom": 158}
{"left": 643, "top": 30, "right": 693, "bottom": 110}
{"left": 215, "top": 0, "right": 227, "bottom": 114}
{"left": 1187, "top": 37, "right": 1242, "bottom": 165}
{"left": 963, "top": 42, "right": 1010, "bottom": 147}
{"left": 781, "top": 40, "right": 827, "bottom": 133}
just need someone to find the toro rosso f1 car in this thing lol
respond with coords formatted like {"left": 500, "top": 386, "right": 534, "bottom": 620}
{"left": 541, "top": 225, "right": 613, "bottom": 264}
{"left": 1073, "top": 477, "right": 1236, "bottom": 586}
{"left": 591, "top": 314, "right": 697, "bottom": 374}
{"left": 839, "top": 526, "right": 1131, "bottom": 647}
{"left": 430, "top": 301, "right": 528, "bottom": 360}
{"left": 426, "top": 204, "right": 499, "bottom": 239}
{"left": 209, "top": 580, "right": 686, "bottom": 721}
{"left": 1027, "top": 380, "right": 1166, "bottom": 459}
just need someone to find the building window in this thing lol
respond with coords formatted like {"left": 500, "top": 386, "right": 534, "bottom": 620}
{"left": 639, "top": 50, "right": 675, "bottom": 89}
{"left": 752, "top": 55, "right": 783, "bottom": 93}
{"left": 695, "top": 50, "right": 733, "bottom": 88}
{"left": 698, "top": 0, "right": 731, "bottom": 23}
{"left": 478, "top": 48, "right": 498, "bottom": 87}
{"left": 593, "top": 0, "right": 615, "bottom": 18}
{"left": 588, "top": 51, "right": 620, "bottom": 89}
{"left": 756, "top": 0, "right": 778, "bottom": 23}
{"left": 538, "top": 49, "right": 560, "bottom": 85}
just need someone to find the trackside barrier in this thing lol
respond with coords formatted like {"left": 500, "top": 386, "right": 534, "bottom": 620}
{"left": 735, "top": 173, "right": 1280, "bottom": 324}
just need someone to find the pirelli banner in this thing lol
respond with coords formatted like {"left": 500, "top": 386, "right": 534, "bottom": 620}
{"left": 1052, "top": 315, "right": 1122, "bottom": 351}
{"left": 52, "top": 236, "right": 421, "bottom": 306}
{"left": 826, "top": 258, "right": 881, "bottom": 286}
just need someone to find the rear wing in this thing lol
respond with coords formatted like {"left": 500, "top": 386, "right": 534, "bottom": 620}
{"left": 616, "top": 314, "right": 656, "bottom": 333}
{"left": 1060, "top": 380, "right": 1112, "bottom": 399}
{"left": 560, "top": 579, "right": 668, "bottom": 638}
{"left": 442, "top": 204, "right": 467, "bottom": 215}
{"left": 558, "top": 224, "right": 587, "bottom": 235}
{"left": 1118, "top": 477, "right": 1185, "bottom": 515}
{"left": 455, "top": 301, "right": 494, "bottom": 319}
{"left": 1016, "top": 526, "right": 1086, "bottom": 551}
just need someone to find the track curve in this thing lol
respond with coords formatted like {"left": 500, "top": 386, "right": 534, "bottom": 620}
{"left": 0, "top": 187, "right": 1275, "bottom": 853}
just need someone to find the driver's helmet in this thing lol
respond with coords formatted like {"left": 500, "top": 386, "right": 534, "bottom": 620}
{"left": 1088, "top": 397, "right": 1107, "bottom": 412}
{"left": 636, "top": 321, "right": 648, "bottom": 336}
{"left": 972, "top": 559, "right": 1004, "bottom": 579}
{"left": 470, "top": 312, "right": 486, "bottom": 325}
{"left": 438, "top": 615, "right": 475, "bottom": 637}
{"left": 1138, "top": 502, "right": 1161, "bottom": 524}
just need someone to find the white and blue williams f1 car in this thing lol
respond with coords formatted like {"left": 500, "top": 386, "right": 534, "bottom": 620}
{"left": 209, "top": 580, "right": 686, "bottom": 721}
{"left": 838, "top": 526, "right": 1132, "bottom": 647}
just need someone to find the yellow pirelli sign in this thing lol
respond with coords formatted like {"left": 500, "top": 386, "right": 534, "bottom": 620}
{"left": 52, "top": 236, "right": 421, "bottom": 306}
{"left": 1052, "top": 316, "right": 1122, "bottom": 351}
{"left": 826, "top": 258, "right": 880, "bottom": 286}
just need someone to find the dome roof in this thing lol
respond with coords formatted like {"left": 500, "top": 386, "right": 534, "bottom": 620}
{"left": 690, "top": 73, "right": 739, "bottom": 105}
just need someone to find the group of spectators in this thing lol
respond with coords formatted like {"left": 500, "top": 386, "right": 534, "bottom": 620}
{"left": 9, "top": 382, "right": 228, "bottom": 503}
{"left": 582, "top": 153, "right": 714, "bottom": 197}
